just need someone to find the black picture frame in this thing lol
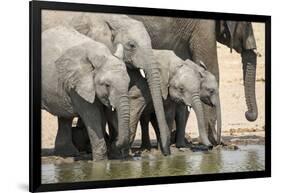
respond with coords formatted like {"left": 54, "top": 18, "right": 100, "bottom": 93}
{"left": 29, "top": 1, "right": 271, "bottom": 192}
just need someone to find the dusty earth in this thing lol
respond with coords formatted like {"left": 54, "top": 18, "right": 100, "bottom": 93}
{"left": 41, "top": 23, "right": 265, "bottom": 150}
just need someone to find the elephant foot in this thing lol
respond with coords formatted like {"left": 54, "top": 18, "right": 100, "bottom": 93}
{"left": 107, "top": 141, "right": 130, "bottom": 160}
{"left": 170, "top": 130, "right": 176, "bottom": 144}
{"left": 176, "top": 140, "right": 192, "bottom": 148}
{"left": 74, "top": 153, "right": 92, "bottom": 161}
{"left": 92, "top": 154, "right": 107, "bottom": 161}
{"left": 199, "top": 135, "right": 212, "bottom": 147}
{"left": 190, "top": 143, "right": 212, "bottom": 152}
{"left": 140, "top": 142, "right": 152, "bottom": 151}
{"left": 54, "top": 143, "right": 80, "bottom": 157}
{"left": 108, "top": 148, "right": 129, "bottom": 160}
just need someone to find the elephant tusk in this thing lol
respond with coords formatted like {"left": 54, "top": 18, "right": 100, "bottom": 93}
{"left": 111, "top": 107, "right": 115, "bottom": 112}
{"left": 113, "top": 43, "right": 124, "bottom": 60}
{"left": 253, "top": 49, "right": 258, "bottom": 55}
{"left": 187, "top": 106, "right": 191, "bottom": 112}
{"left": 140, "top": 69, "right": 146, "bottom": 78}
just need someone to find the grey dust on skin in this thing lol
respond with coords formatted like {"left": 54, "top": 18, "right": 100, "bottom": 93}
{"left": 42, "top": 145, "right": 265, "bottom": 184}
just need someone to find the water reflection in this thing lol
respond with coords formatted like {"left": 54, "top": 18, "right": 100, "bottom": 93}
{"left": 42, "top": 145, "right": 265, "bottom": 184}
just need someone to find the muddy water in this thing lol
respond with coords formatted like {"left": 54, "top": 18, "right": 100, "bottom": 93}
{"left": 41, "top": 145, "right": 265, "bottom": 184}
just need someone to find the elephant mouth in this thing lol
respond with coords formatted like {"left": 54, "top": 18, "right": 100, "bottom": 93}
{"left": 201, "top": 97, "right": 215, "bottom": 107}
{"left": 172, "top": 96, "right": 184, "bottom": 104}
{"left": 99, "top": 97, "right": 110, "bottom": 107}
{"left": 125, "top": 61, "right": 134, "bottom": 69}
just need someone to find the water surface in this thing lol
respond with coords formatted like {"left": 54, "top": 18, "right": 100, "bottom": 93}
{"left": 42, "top": 145, "right": 265, "bottom": 184}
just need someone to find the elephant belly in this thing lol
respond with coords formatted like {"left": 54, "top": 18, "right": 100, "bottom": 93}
{"left": 42, "top": 87, "right": 77, "bottom": 118}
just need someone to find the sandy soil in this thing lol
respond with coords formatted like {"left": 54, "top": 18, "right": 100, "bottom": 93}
{"left": 41, "top": 23, "right": 265, "bottom": 149}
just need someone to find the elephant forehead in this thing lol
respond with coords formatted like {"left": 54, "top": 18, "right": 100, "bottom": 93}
{"left": 178, "top": 67, "right": 198, "bottom": 81}
{"left": 177, "top": 71, "right": 200, "bottom": 89}
{"left": 204, "top": 72, "right": 218, "bottom": 87}
{"left": 102, "top": 61, "right": 127, "bottom": 72}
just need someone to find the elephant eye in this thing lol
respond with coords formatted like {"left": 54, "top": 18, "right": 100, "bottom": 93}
{"left": 208, "top": 88, "right": 215, "bottom": 94}
{"left": 179, "top": 87, "right": 184, "bottom": 93}
{"left": 126, "top": 40, "right": 137, "bottom": 50}
{"left": 105, "top": 83, "right": 110, "bottom": 88}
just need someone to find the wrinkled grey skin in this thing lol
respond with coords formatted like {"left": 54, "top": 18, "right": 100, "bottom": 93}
{"left": 42, "top": 26, "right": 130, "bottom": 160}
{"left": 43, "top": 11, "right": 171, "bottom": 155}
{"left": 130, "top": 16, "right": 258, "bottom": 144}
{"left": 138, "top": 50, "right": 221, "bottom": 149}
{"left": 71, "top": 50, "right": 220, "bottom": 153}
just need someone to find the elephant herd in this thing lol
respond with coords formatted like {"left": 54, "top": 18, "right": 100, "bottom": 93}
{"left": 41, "top": 11, "right": 258, "bottom": 161}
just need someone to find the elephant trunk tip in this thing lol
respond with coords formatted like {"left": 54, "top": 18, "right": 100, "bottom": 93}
{"left": 115, "top": 137, "right": 129, "bottom": 149}
{"left": 245, "top": 111, "right": 258, "bottom": 122}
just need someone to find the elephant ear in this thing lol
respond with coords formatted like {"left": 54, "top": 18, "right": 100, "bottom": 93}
{"left": 105, "top": 21, "right": 118, "bottom": 43}
{"left": 55, "top": 47, "right": 96, "bottom": 104}
{"left": 242, "top": 22, "right": 257, "bottom": 50}
{"left": 225, "top": 21, "right": 237, "bottom": 52}
{"left": 216, "top": 21, "right": 237, "bottom": 53}
{"left": 197, "top": 61, "right": 207, "bottom": 79}
{"left": 71, "top": 14, "right": 92, "bottom": 36}
{"left": 159, "top": 64, "right": 170, "bottom": 100}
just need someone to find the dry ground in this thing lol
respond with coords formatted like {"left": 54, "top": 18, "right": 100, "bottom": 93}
{"left": 41, "top": 23, "right": 265, "bottom": 149}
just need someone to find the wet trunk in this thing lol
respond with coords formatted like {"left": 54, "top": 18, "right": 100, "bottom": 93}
{"left": 242, "top": 50, "right": 258, "bottom": 121}
{"left": 191, "top": 93, "right": 211, "bottom": 146}
{"left": 115, "top": 95, "right": 130, "bottom": 149}
{"left": 145, "top": 65, "right": 171, "bottom": 155}
{"left": 215, "top": 95, "right": 222, "bottom": 144}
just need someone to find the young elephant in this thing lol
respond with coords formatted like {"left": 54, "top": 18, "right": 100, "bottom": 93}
{"left": 43, "top": 11, "right": 171, "bottom": 155}
{"left": 139, "top": 50, "right": 221, "bottom": 149}
{"left": 42, "top": 26, "right": 130, "bottom": 160}
{"left": 70, "top": 50, "right": 221, "bottom": 154}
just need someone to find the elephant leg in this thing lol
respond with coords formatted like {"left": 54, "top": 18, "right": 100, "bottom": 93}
{"left": 54, "top": 116, "right": 79, "bottom": 157}
{"left": 128, "top": 92, "right": 147, "bottom": 146}
{"left": 70, "top": 91, "right": 107, "bottom": 161}
{"left": 164, "top": 100, "right": 176, "bottom": 144}
{"left": 104, "top": 109, "right": 125, "bottom": 159}
{"left": 150, "top": 114, "right": 161, "bottom": 149}
{"left": 175, "top": 104, "right": 191, "bottom": 148}
{"left": 140, "top": 113, "right": 152, "bottom": 150}
{"left": 72, "top": 118, "right": 91, "bottom": 153}
{"left": 104, "top": 108, "right": 118, "bottom": 143}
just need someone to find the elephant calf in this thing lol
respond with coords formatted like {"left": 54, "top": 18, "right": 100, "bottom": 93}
{"left": 42, "top": 26, "right": 130, "bottom": 160}
{"left": 70, "top": 49, "right": 221, "bottom": 155}
{"left": 135, "top": 50, "right": 221, "bottom": 149}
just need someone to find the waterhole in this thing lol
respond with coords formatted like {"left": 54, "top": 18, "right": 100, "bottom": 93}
{"left": 41, "top": 145, "right": 265, "bottom": 184}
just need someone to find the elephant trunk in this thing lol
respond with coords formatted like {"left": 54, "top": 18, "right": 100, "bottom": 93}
{"left": 115, "top": 95, "right": 130, "bottom": 149}
{"left": 145, "top": 64, "right": 171, "bottom": 155}
{"left": 215, "top": 95, "right": 222, "bottom": 144}
{"left": 242, "top": 49, "right": 258, "bottom": 122}
{"left": 191, "top": 93, "right": 211, "bottom": 146}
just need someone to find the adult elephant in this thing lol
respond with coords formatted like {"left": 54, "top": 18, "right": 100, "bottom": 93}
{"left": 42, "top": 26, "right": 130, "bottom": 160}
{"left": 42, "top": 11, "right": 171, "bottom": 155}
{"left": 130, "top": 16, "right": 258, "bottom": 144}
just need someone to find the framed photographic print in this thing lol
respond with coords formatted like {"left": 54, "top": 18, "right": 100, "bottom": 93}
{"left": 29, "top": 0, "right": 271, "bottom": 192}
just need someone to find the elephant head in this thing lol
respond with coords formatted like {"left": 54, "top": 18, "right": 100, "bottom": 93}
{"left": 55, "top": 41, "right": 130, "bottom": 150}
{"left": 154, "top": 50, "right": 220, "bottom": 146}
{"left": 216, "top": 21, "right": 258, "bottom": 122}
{"left": 70, "top": 13, "right": 170, "bottom": 155}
